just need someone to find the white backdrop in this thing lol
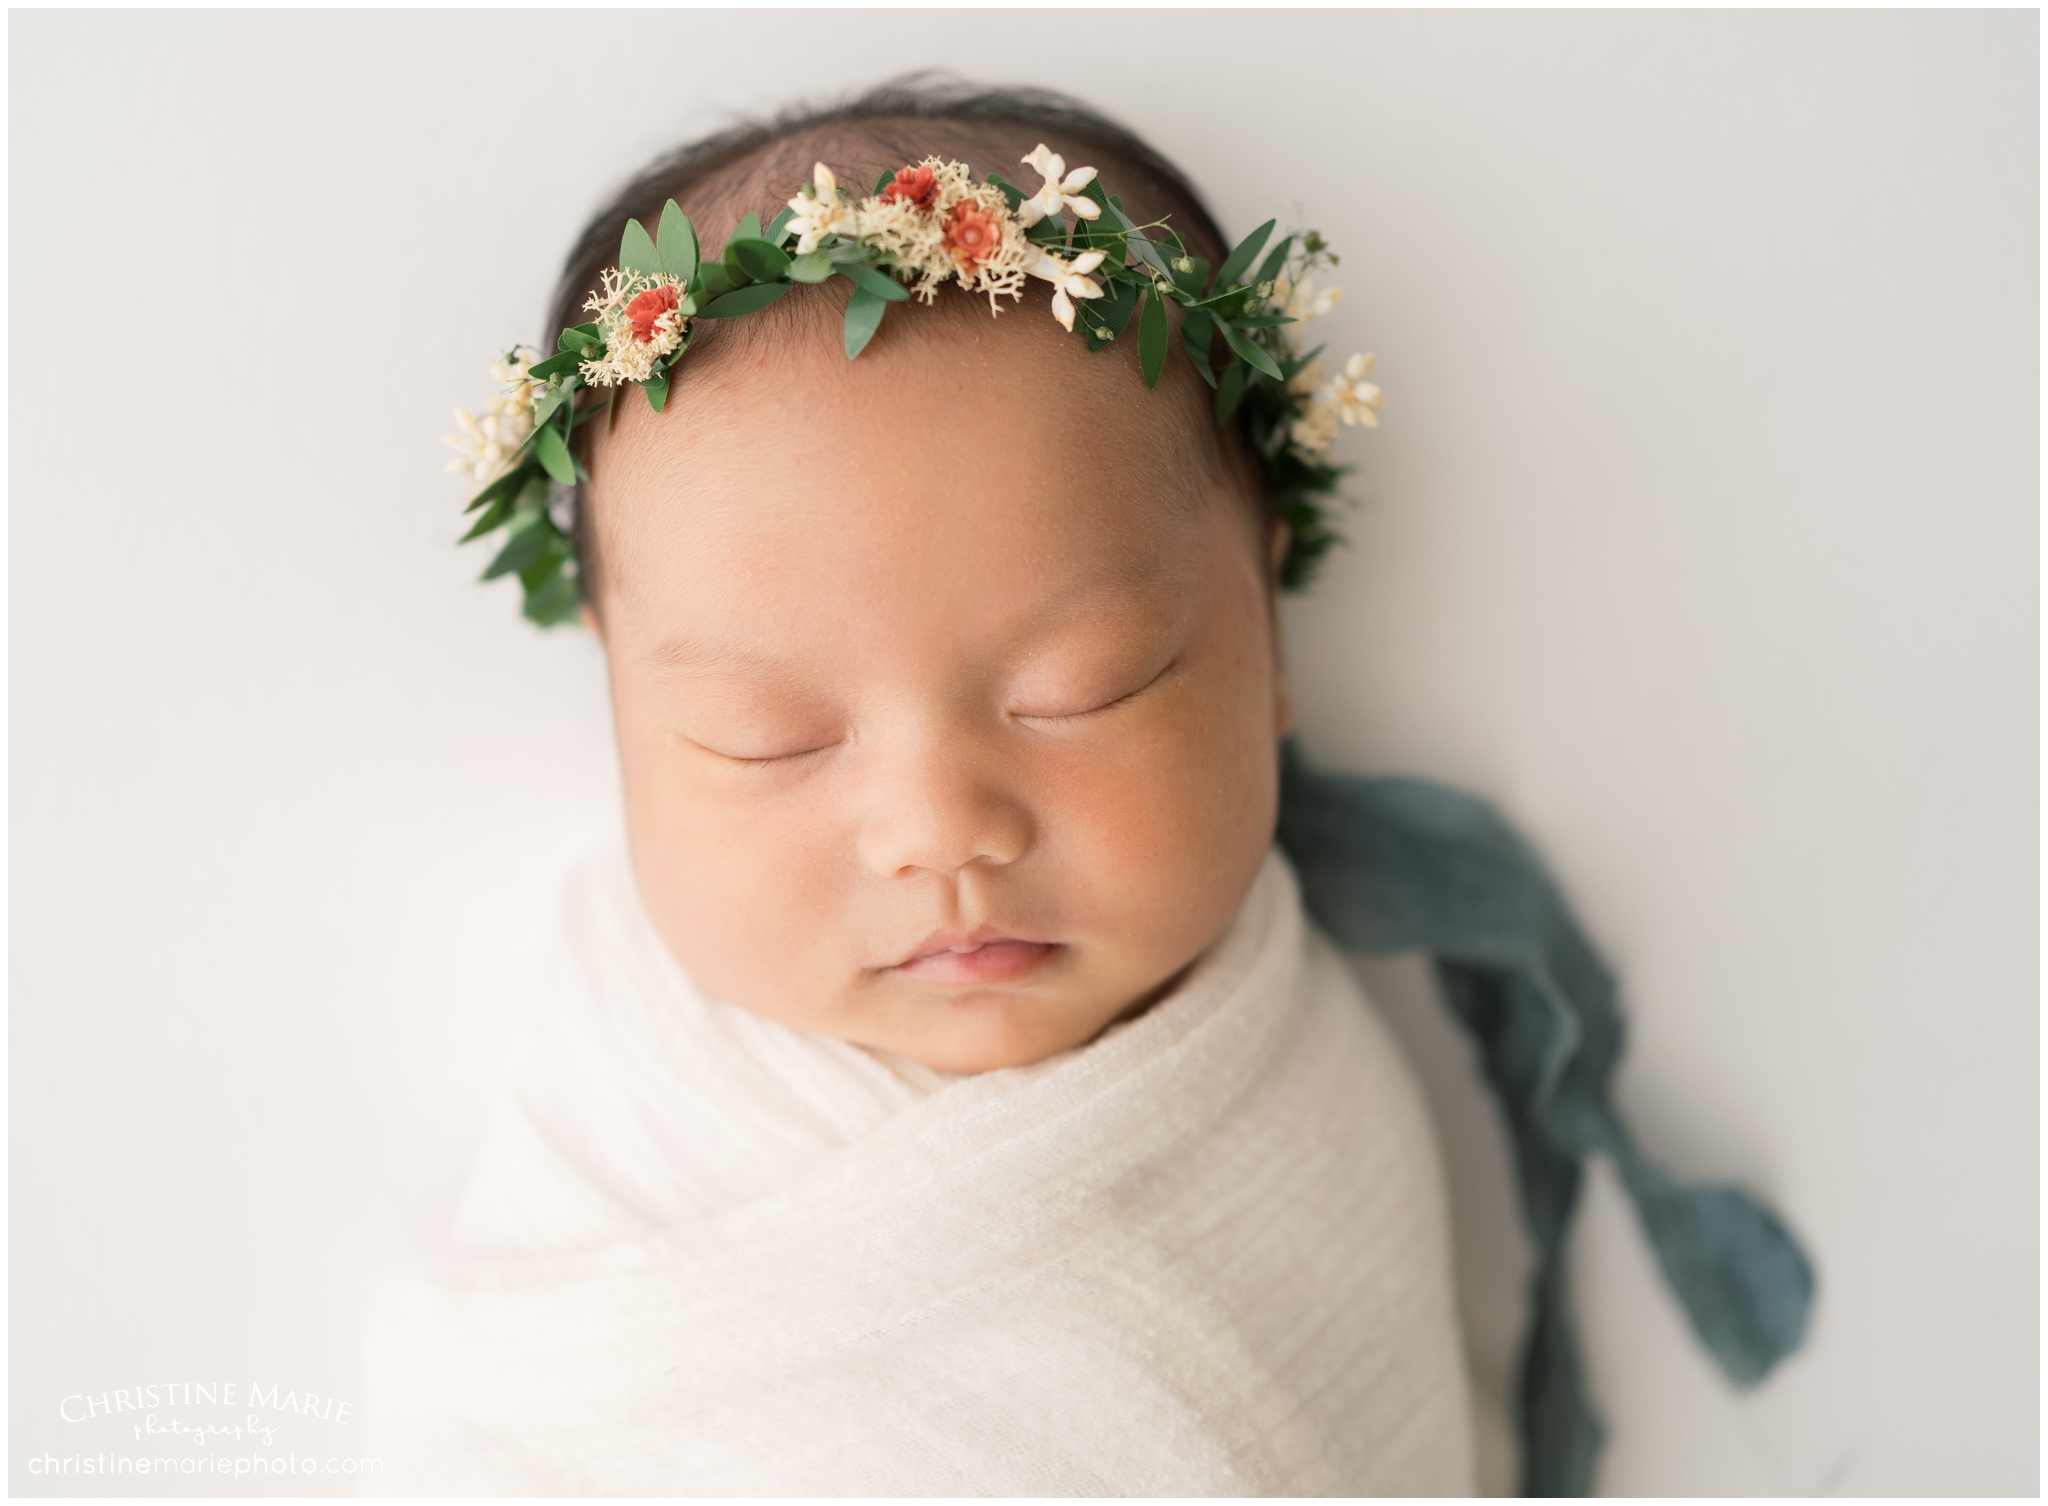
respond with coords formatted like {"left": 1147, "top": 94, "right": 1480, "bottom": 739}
{"left": 9, "top": 9, "right": 2036, "bottom": 1496}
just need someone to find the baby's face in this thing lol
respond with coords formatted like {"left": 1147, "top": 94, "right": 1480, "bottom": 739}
{"left": 581, "top": 307, "right": 1287, "bottom": 1072}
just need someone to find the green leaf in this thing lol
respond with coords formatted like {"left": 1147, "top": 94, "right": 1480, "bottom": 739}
{"left": 1180, "top": 309, "right": 1217, "bottom": 388}
{"left": 1173, "top": 255, "right": 1210, "bottom": 298}
{"left": 531, "top": 382, "right": 572, "bottom": 431}
{"left": 1138, "top": 286, "right": 1169, "bottom": 389}
{"left": 1280, "top": 342, "right": 1327, "bottom": 383}
{"left": 1210, "top": 218, "right": 1276, "bottom": 296}
{"left": 522, "top": 569, "right": 581, "bottom": 628}
{"left": 1252, "top": 233, "right": 1294, "bottom": 292}
{"left": 1233, "top": 314, "right": 1298, "bottom": 328}
{"left": 533, "top": 423, "right": 577, "bottom": 485}
{"left": 528, "top": 350, "right": 584, "bottom": 380}
{"left": 985, "top": 170, "right": 1027, "bottom": 213}
{"left": 843, "top": 285, "right": 888, "bottom": 359}
{"left": 696, "top": 282, "right": 789, "bottom": 319}
{"left": 727, "top": 237, "right": 791, "bottom": 283}
{"left": 1216, "top": 317, "right": 1284, "bottom": 380}
{"left": 641, "top": 366, "right": 669, "bottom": 412}
{"left": 462, "top": 464, "right": 527, "bottom": 515}
{"left": 619, "top": 218, "right": 659, "bottom": 277}
{"left": 1081, "top": 279, "right": 1138, "bottom": 349}
{"left": 787, "top": 249, "right": 834, "bottom": 283}
{"left": 764, "top": 205, "right": 796, "bottom": 246}
{"left": 657, "top": 201, "right": 697, "bottom": 283}
{"left": 1104, "top": 198, "right": 1174, "bottom": 280}
{"left": 695, "top": 261, "right": 734, "bottom": 300}
{"left": 1214, "top": 359, "right": 1248, "bottom": 425}
{"left": 1026, "top": 213, "right": 1067, "bottom": 248}
{"left": 838, "top": 261, "right": 910, "bottom": 303}
{"left": 730, "top": 211, "right": 762, "bottom": 245}
{"left": 873, "top": 169, "right": 894, "bottom": 196}
{"left": 460, "top": 497, "right": 510, "bottom": 542}
{"left": 481, "top": 513, "right": 557, "bottom": 580}
{"left": 555, "top": 321, "right": 601, "bottom": 352}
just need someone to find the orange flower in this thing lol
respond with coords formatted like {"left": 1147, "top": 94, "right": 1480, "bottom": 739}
{"left": 942, "top": 201, "right": 1002, "bottom": 272}
{"left": 881, "top": 164, "right": 939, "bottom": 212}
{"left": 624, "top": 284, "right": 680, "bottom": 344}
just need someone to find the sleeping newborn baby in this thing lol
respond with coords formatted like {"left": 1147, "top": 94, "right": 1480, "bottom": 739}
{"left": 366, "top": 86, "right": 1477, "bottom": 1495}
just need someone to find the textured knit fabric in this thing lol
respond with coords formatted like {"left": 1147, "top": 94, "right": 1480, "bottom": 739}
{"left": 361, "top": 848, "right": 1477, "bottom": 1496}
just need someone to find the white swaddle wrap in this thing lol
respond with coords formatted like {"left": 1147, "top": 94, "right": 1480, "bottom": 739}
{"left": 363, "top": 846, "right": 1475, "bottom": 1495}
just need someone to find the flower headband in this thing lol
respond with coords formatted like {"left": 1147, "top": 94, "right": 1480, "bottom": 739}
{"left": 445, "top": 145, "right": 1383, "bottom": 626}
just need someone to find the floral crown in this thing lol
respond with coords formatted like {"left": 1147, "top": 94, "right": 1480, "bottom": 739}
{"left": 445, "top": 144, "right": 1382, "bottom": 626}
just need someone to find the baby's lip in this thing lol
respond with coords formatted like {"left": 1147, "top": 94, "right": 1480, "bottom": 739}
{"left": 886, "top": 926, "right": 1059, "bottom": 985}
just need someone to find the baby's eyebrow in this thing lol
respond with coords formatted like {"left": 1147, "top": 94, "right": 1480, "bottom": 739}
{"left": 645, "top": 635, "right": 801, "bottom": 680}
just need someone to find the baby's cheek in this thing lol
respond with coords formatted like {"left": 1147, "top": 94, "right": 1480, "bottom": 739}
{"left": 1050, "top": 697, "right": 1278, "bottom": 967}
{"left": 620, "top": 752, "right": 849, "bottom": 1021}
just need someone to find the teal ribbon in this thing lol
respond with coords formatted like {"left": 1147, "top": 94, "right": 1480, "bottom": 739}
{"left": 1274, "top": 740, "right": 1815, "bottom": 1495}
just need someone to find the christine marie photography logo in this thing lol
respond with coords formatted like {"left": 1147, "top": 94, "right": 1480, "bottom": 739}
{"left": 29, "top": 1379, "right": 380, "bottom": 1483}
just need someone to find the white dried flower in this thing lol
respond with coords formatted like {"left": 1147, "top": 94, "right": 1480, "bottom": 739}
{"left": 1271, "top": 274, "right": 1342, "bottom": 325}
{"left": 786, "top": 162, "right": 857, "bottom": 254}
{"left": 1289, "top": 399, "right": 1340, "bottom": 459}
{"left": 444, "top": 347, "right": 543, "bottom": 487}
{"left": 1016, "top": 144, "right": 1102, "bottom": 227}
{"left": 1327, "top": 352, "right": 1383, "bottom": 428}
{"left": 1028, "top": 247, "right": 1107, "bottom": 332}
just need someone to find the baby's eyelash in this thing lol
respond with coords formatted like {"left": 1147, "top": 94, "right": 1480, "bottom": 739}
{"left": 1014, "top": 659, "right": 1176, "bottom": 726}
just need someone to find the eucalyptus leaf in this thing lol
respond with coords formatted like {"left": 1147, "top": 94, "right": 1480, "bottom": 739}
{"left": 697, "top": 283, "right": 789, "bottom": 319}
{"left": 555, "top": 321, "right": 600, "bottom": 352}
{"left": 1085, "top": 279, "right": 1139, "bottom": 346}
{"left": 462, "top": 465, "right": 526, "bottom": 515}
{"left": 1105, "top": 198, "right": 1174, "bottom": 279}
{"left": 843, "top": 285, "right": 888, "bottom": 359}
{"left": 527, "top": 350, "right": 583, "bottom": 380}
{"left": 1215, "top": 359, "right": 1249, "bottom": 425}
{"left": 764, "top": 205, "right": 796, "bottom": 246}
{"left": 696, "top": 262, "right": 734, "bottom": 300}
{"left": 838, "top": 261, "right": 910, "bottom": 303}
{"left": 1210, "top": 219, "right": 1276, "bottom": 296}
{"left": 1180, "top": 308, "right": 1218, "bottom": 388}
{"left": 459, "top": 495, "right": 510, "bottom": 541}
{"left": 1216, "top": 318, "right": 1284, "bottom": 380}
{"left": 482, "top": 514, "right": 558, "bottom": 580}
{"left": 533, "top": 423, "right": 577, "bottom": 486}
{"left": 522, "top": 570, "right": 581, "bottom": 627}
{"left": 731, "top": 211, "right": 762, "bottom": 245}
{"left": 517, "top": 538, "right": 571, "bottom": 593}
{"left": 641, "top": 367, "right": 669, "bottom": 412}
{"left": 619, "top": 218, "right": 660, "bottom": 278}
{"left": 1252, "top": 234, "right": 1294, "bottom": 292}
{"left": 787, "top": 249, "right": 834, "bottom": 283}
{"left": 657, "top": 201, "right": 697, "bottom": 283}
{"left": 727, "top": 237, "right": 791, "bottom": 283}
{"left": 531, "top": 384, "right": 570, "bottom": 431}
{"left": 1137, "top": 287, "right": 1169, "bottom": 389}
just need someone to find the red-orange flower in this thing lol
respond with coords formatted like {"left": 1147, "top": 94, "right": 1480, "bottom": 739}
{"left": 942, "top": 201, "right": 1002, "bottom": 272}
{"left": 881, "top": 164, "right": 939, "bottom": 212}
{"left": 624, "top": 284, "right": 680, "bottom": 344}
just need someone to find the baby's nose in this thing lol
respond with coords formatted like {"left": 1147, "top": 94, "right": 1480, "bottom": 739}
{"left": 854, "top": 750, "right": 1034, "bottom": 878}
